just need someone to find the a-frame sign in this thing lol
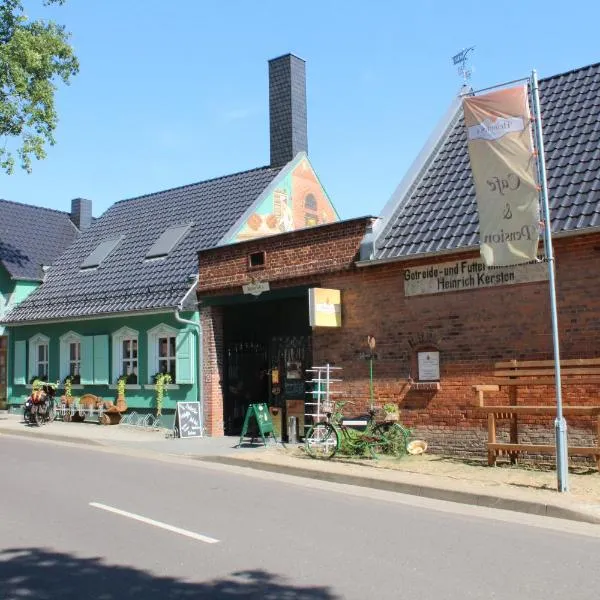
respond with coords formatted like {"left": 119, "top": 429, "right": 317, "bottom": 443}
{"left": 238, "top": 403, "right": 276, "bottom": 447}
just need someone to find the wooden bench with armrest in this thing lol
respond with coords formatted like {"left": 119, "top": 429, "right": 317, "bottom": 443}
{"left": 473, "top": 359, "right": 600, "bottom": 469}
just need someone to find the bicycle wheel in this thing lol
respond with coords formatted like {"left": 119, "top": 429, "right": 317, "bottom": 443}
{"left": 370, "top": 423, "right": 410, "bottom": 458}
{"left": 33, "top": 407, "right": 43, "bottom": 427}
{"left": 304, "top": 423, "right": 339, "bottom": 459}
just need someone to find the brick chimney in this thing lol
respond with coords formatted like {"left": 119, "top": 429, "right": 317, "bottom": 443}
{"left": 269, "top": 54, "right": 308, "bottom": 168}
{"left": 70, "top": 198, "right": 92, "bottom": 231}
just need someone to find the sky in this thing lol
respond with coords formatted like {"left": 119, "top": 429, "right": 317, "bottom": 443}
{"left": 2, "top": 0, "right": 599, "bottom": 220}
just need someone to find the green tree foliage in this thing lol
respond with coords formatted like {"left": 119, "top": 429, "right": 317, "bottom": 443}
{"left": 0, "top": 0, "right": 78, "bottom": 174}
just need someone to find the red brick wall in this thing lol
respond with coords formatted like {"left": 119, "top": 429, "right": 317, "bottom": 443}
{"left": 197, "top": 218, "right": 371, "bottom": 295}
{"left": 199, "top": 226, "right": 600, "bottom": 455}
{"left": 201, "top": 305, "right": 224, "bottom": 436}
{"left": 311, "top": 233, "right": 600, "bottom": 454}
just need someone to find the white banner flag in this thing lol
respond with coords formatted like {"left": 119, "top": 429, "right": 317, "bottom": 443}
{"left": 463, "top": 85, "right": 540, "bottom": 266}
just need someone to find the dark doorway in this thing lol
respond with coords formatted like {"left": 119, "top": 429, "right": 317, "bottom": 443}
{"left": 223, "top": 295, "right": 311, "bottom": 436}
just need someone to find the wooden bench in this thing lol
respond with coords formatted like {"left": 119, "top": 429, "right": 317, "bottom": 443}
{"left": 473, "top": 359, "right": 600, "bottom": 469}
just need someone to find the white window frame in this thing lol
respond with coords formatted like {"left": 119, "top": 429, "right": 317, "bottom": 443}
{"left": 147, "top": 323, "right": 178, "bottom": 384}
{"left": 112, "top": 326, "right": 139, "bottom": 384}
{"left": 59, "top": 331, "right": 83, "bottom": 383}
{"left": 28, "top": 333, "right": 50, "bottom": 382}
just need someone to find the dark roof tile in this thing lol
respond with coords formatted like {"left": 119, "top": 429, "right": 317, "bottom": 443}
{"left": 377, "top": 62, "right": 600, "bottom": 259}
{"left": 0, "top": 199, "right": 79, "bottom": 280}
{"left": 4, "top": 166, "right": 280, "bottom": 322}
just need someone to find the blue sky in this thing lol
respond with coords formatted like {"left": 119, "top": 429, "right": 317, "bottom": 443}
{"left": 3, "top": 0, "right": 599, "bottom": 219}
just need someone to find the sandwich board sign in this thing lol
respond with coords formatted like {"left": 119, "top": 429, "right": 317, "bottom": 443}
{"left": 175, "top": 401, "right": 203, "bottom": 438}
{"left": 239, "top": 403, "right": 276, "bottom": 446}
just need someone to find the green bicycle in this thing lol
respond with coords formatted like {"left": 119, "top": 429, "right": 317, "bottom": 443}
{"left": 304, "top": 402, "right": 410, "bottom": 460}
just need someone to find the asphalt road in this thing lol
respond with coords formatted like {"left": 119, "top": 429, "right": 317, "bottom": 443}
{"left": 1, "top": 436, "right": 599, "bottom": 600}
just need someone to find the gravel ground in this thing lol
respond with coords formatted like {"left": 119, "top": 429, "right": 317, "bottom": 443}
{"left": 247, "top": 445, "right": 600, "bottom": 503}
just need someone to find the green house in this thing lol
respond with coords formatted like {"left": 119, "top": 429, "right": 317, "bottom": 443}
{"left": 0, "top": 198, "right": 83, "bottom": 409}
{"left": 1, "top": 54, "right": 339, "bottom": 431}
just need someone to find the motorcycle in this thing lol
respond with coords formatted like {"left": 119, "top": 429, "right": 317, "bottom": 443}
{"left": 24, "top": 384, "right": 56, "bottom": 426}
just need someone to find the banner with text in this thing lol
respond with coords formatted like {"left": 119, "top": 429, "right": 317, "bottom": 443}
{"left": 404, "top": 257, "right": 548, "bottom": 296}
{"left": 463, "top": 85, "right": 540, "bottom": 266}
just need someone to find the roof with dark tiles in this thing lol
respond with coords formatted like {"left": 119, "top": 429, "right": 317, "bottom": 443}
{"left": 2, "top": 166, "right": 280, "bottom": 323}
{"left": 0, "top": 199, "right": 79, "bottom": 281}
{"left": 376, "top": 61, "right": 600, "bottom": 260}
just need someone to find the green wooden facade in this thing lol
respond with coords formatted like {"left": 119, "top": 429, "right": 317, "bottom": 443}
{"left": 0, "top": 264, "right": 39, "bottom": 336}
{"left": 6, "top": 310, "right": 200, "bottom": 428}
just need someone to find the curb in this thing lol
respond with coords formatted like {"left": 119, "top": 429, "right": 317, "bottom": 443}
{"left": 200, "top": 455, "right": 600, "bottom": 525}
{"left": 0, "top": 428, "right": 102, "bottom": 447}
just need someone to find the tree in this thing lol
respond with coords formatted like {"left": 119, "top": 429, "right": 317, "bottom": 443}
{"left": 0, "top": 0, "right": 78, "bottom": 174}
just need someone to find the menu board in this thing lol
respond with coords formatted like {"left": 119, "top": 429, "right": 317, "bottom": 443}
{"left": 176, "top": 402, "right": 203, "bottom": 438}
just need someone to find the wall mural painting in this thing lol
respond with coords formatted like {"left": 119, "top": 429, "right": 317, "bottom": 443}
{"left": 231, "top": 157, "right": 338, "bottom": 242}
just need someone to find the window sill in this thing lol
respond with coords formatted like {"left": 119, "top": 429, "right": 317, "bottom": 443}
{"left": 108, "top": 384, "right": 142, "bottom": 390}
{"left": 25, "top": 384, "right": 84, "bottom": 390}
{"left": 143, "top": 384, "right": 180, "bottom": 390}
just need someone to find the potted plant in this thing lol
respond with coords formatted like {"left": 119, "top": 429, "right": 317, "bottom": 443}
{"left": 116, "top": 375, "right": 127, "bottom": 410}
{"left": 153, "top": 372, "right": 172, "bottom": 417}
{"left": 383, "top": 403, "right": 399, "bottom": 422}
{"left": 30, "top": 378, "right": 45, "bottom": 404}
{"left": 63, "top": 376, "right": 73, "bottom": 405}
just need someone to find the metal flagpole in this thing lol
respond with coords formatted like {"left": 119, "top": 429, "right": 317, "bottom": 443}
{"left": 530, "top": 69, "right": 569, "bottom": 492}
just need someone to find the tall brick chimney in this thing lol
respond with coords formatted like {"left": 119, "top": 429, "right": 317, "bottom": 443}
{"left": 70, "top": 198, "right": 92, "bottom": 231}
{"left": 269, "top": 54, "right": 308, "bottom": 168}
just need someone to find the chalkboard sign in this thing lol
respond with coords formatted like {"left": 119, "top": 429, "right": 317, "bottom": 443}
{"left": 175, "top": 402, "right": 203, "bottom": 438}
{"left": 239, "top": 403, "right": 276, "bottom": 446}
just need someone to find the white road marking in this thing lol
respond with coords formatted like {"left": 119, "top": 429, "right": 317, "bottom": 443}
{"left": 89, "top": 502, "right": 219, "bottom": 544}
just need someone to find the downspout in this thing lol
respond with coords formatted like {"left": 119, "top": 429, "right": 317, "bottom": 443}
{"left": 174, "top": 274, "right": 204, "bottom": 435}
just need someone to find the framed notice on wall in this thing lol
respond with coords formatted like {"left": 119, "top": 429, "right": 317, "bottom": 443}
{"left": 418, "top": 351, "right": 440, "bottom": 381}
{"left": 308, "top": 288, "right": 341, "bottom": 327}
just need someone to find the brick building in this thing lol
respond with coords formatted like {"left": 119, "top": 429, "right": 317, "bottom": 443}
{"left": 197, "top": 61, "right": 600, "bottom": 457}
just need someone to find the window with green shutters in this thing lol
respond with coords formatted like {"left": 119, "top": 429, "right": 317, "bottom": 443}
{"left": 14, "top": 340, "right": 26, "bottom": 385}
{"left": 28, "top": 334, "right": 49, "bottom": 382}
{"left": 175, "top": 330, "right": 194, "bottom": 384}
{"left": 80, "top": 335, "right": 109, "bottom": 385}
{"left": 147, "top": 324, "right": 195, "bottom": 385}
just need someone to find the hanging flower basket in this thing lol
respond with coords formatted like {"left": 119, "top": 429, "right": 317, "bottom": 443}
{"left": 382, "top": 403, "right": 400, "bottom": 422}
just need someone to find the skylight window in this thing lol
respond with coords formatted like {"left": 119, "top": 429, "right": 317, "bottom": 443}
{"left": 145, "top": 224, "right": 192, "bottom": 260}
{"left": 80, "top": 237, "right": 123, "bottom": 270}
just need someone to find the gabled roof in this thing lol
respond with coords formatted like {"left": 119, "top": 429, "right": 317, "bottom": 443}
{"left": 376, "top": 61, "right": 600, "bottom": 260}
{"left": 0, "top": 199, "right": 79, "bottom": 281}
{"left": 3, "top": 165, "right": 280, "bottom": 323}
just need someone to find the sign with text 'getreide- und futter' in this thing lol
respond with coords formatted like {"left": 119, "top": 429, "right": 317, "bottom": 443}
{"left": 463, "top": 85, "right": 540, "bottom": 267}
{"left": 404, "top": 257, "right": 548, "bottom": 297}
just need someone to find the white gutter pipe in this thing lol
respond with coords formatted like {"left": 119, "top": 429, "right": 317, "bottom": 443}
{"left": 174, "top": 274, "right": 204, "bottom": 436}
